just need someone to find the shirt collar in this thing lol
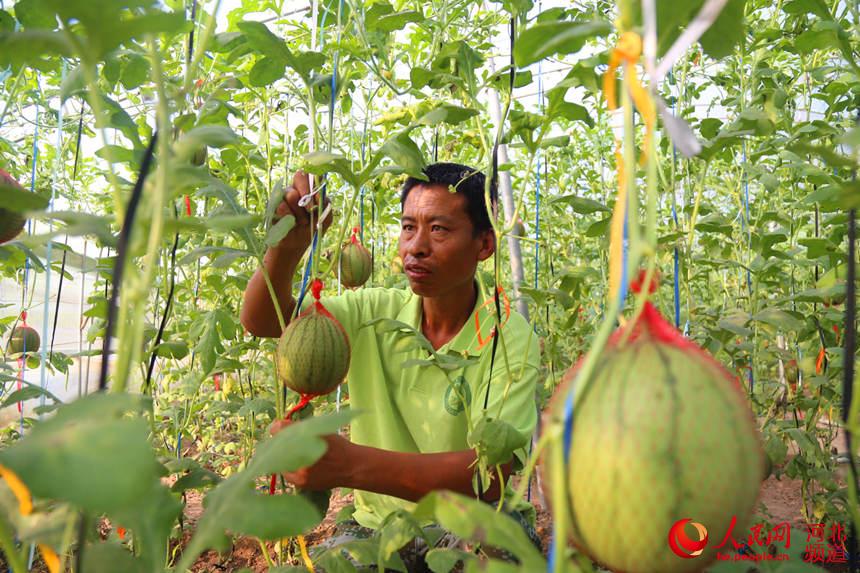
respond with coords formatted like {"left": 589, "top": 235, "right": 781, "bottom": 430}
{"left": 395, "top": 282, "right": 494, "bottom": 357}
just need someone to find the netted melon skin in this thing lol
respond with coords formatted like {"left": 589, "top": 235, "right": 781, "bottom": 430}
{"left": 276, "top": 307, "right": 350, "bottom": 395}
{"left": 542, "top": 305, "right": 764, "bottom": 573}
{"left": 339, "top": 242, "right": 372, "bottom": 288}
{"left": 0, "top": 208, "right": 25, "bottom": 244}
{"left": 8, "top": 325, "right": 41, "bottom": 355}
{"left": 0, "top": 169, "right": 26, "bottom": 244}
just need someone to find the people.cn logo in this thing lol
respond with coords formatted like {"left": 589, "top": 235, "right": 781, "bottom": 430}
{"left": 668, "top": 519, "right": 709, "bottom": 558}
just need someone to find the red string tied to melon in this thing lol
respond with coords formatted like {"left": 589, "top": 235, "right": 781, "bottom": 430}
{"left": 350, "top": 226, "right": 361, "bottom": 245}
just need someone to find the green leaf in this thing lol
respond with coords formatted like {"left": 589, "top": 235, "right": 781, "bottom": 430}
{"left": 375, "top": 10, "right": 422, "bottom": 32}
{"left": 0, "top": 384, "right": 59, "bottom": 410}
{"left": 0, "top": 29, "right": 72, "bottom": 67}
{"left": 379, "top": 132, "right": 426, "bottom": 178}
{"left": 237, "top": 21, "right": 290, "bottom": 61}
{"left": 0, "top": 394, "right": 160, "bottom": 515}
{"left": 413, "top": 492, "right": 544, "bottom": 569}
{"left": 246, "top": 411, "right": 355, "bottom": 477}
{"left": 248, "top": 56, "right": 286, "bottom": 87}
{"left": 120, "top": 53, "right": 150, "bottom": 90}
{"left": 584, "top": 217, "right": 611, "bottom": 237}
{"left": 60, "top": 65, "right": 86, "bottom": 102}
{"left": 265, "top": 215, "right": 296, "bottom": 247}
{"left": 717, "top": 310, "right": 752, "bottom": 336}
{"left": 237, "top": 398, "right": 276, "bottom": 418}
{"left": 154, "top": 341, "right": 189, "bottom": 359}
{"left": 425, "top": 548, "right": 475, "bottom": 573}
{"left": 514, "top": 20, "right": 611, "bottom": 67}
{"left": 552, "top": 101, "right": 593, "bottom": 126}
{"left": 95, "top": 145, "right": 140, "bottom": 165}
{"left": 782, "top": 0, "right": 831, "bottom": 18}
{"left": 467, "top": 418, "right": 528, "bottom": 466}
{"left": 100, "top": 95, "right": 142, "bottom": 147}
{"left": 417, "top": 104, "right": 479, "bottom": 127}
{"left": 377, "top": 510, "right": 426, "bottom": 564}
{"left": 174, "top": 125, "right": 238, "bottom": 161}
{"left": 699, "top": 0, "right": 746, "bottom": 59}
{"left": 0, "top": 184, "right": 49, "bottom": 213}
{"left": 174, "top": 412, "right": 356, "bottom": 571}
{"left": 752, "top": 308, "right": 804, "bottom": 331}
{"left": 550, "top": 195, "right": 610, "bottom": 214}
{"left": 302, "top": 151, "right": 359, "bottom": 187}
{"left": 80, "top": 543, "right": 147, "bottom": 573}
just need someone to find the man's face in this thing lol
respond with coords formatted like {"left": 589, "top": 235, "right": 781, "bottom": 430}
{"left": 398, "top": 183, "right": 494, "bottom": 298}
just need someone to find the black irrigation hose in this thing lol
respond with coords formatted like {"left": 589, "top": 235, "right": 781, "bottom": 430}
{"left": 187, "top": 0, "right": 198, "bottom": 66}
{"left": 48, "top": 250, "right": 67, "bottom": 362}
{"left": 97, "top": 132, "right": 158, "bottom": 392}
{"left": 144, "top": 213, "right": 180, "bottom": 393}
{"left": 49, "top": 107, "right": 85, "bottom": 361}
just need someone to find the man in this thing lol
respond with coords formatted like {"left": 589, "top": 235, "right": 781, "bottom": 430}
{"left": 241, "top": 162, "right": 541, "bottom": 566}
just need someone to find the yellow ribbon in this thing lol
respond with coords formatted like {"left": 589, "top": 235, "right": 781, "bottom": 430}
{"left": 602, "top": 32, "right": 656, "bottom": 303}
{"left": 297, "top": 534, "right": 315, "bottom": 572}
{"left": 0, "top": 466, "right": 59, "bottom": 572}
{"left": 0, "top": 464, "right": 32, "bottom": 516}
{"left": 39, "top": 544, "right": 60, "bottom": 573}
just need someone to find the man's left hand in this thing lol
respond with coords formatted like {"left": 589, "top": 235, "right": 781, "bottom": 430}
{"left": 269, "top": 419, "right": 355, "bottom": 491}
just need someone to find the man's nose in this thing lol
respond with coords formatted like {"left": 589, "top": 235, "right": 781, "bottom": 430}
{"left": 406, "top": 227, "right": 431, "bottom": 258}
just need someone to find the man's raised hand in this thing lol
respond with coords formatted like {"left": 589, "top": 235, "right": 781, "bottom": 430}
{"left": 272, "top": 170, "right": 334, "bottom": 251}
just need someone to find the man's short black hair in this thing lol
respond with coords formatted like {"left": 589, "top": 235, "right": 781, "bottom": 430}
{"left": 400, "top": 162, "right": 497, "bottom": 235}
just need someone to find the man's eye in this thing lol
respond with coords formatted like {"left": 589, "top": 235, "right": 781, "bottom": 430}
{"left": 402, "top": 225, "right": 414, "bottom": 231}
{"left": 431, "top": 225, "right": 445, "bottom": 232}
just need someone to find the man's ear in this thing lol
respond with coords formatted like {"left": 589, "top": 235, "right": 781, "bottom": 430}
{"left": 477, "top": 229, "right": 496, "bottom": 262}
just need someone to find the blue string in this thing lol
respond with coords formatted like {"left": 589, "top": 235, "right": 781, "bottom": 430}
{"left": 669, "top": 70, "right": 681, "bottom": 329}
{"left": 673, "top": 204, "right": 680, "bottom": 329}
{"left": 548, "top": 380, "right": 576, "bottom": 571}
{"left": 742, "top": 143, "right": 754, "bottom": 392}
{"left": 617, "top": 205, "right": 630, "bottom": 308}
{"left": 294, "top": 232, "right": 319, "bottom": 313}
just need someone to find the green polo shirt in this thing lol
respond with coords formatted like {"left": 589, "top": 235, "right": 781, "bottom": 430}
{"left": 302, "top": 283, "right": 540, "bottom": 529}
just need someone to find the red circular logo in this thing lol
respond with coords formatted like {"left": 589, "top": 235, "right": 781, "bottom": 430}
{"left": 668, "top": 519, "right": 709, "bottom": 558}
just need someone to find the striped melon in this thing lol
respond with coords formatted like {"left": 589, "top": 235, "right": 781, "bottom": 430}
{"left": 0, "top": 169, "right": 26, "bottom": 245}
{"left": 339, "top": 240, "right": 372, "bottom": 288}
{"left": 541, "top": 301, "right": 764, "bottom": 573}
{"left": 8, "top": 325, "right": 40, "bottom": 355}
{"left": 275, "top": 304, "right": 350, "bottom": 395}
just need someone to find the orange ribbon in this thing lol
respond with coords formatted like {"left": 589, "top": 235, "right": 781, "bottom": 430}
{"left": 475, "top": 287, "right": 511, "bottom": 350}
{"left": 602, "top": 32, "right": 656, "bottom": 302}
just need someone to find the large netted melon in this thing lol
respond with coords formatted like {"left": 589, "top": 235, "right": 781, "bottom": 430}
{"left": 339, "top": 236, "right": 372, "bottom": 288}
{"left": 0, "top": 169, "right": 26, "bottom": 244}
{"left": 541, "top": 301, "right": 764, "bottom": 573}
{"left": 7, "top": 325, "right": 40, "bottom": 355}
{"left": 275, "top": 304, "right": 350, "bottom": 395}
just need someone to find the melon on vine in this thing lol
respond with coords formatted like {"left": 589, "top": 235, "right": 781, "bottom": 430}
{"left": 7, "top": 325, "right": 41, "bottom": 355}
{"left": 339, "top": 231, "right": 372, "bottom": 288}
{"left": 0, "top": 169, "right": 26, "bottom": 244}
{"left": 541, "top": 299, "right": 764, "bottom": 573}
{"left": 275, "top": 304, "right": 350, "bottom": 396}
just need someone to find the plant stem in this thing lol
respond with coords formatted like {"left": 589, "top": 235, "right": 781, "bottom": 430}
{"left": 0, "top": 516, "right": 27, "bottom": 573}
